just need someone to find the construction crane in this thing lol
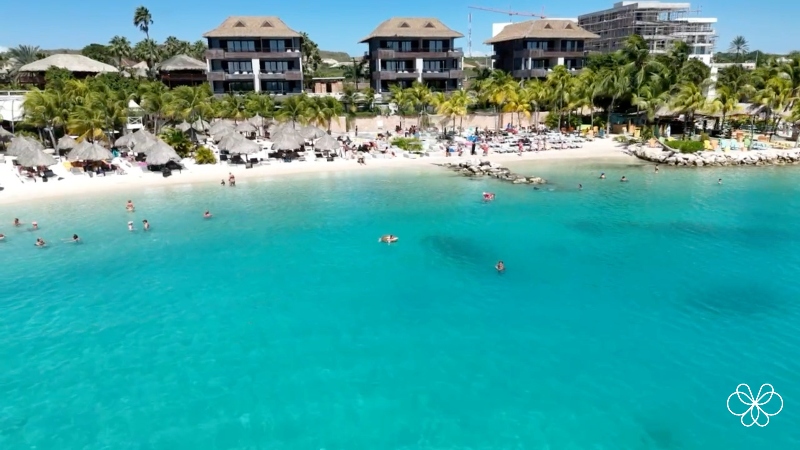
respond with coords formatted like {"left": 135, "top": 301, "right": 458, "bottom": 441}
{"left": 467, "top": 6, "right": 547, "bottom": 58}
{"left": 468, "top": 6, "right": 546, "bottom": 19}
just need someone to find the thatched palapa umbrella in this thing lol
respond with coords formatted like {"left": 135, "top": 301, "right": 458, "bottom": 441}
{"left": 208, "top": 121, "right": 234, "bottom": 136}
{"left": 298, "top": 125, "right": 326, "bottom": 140}
{"left": 116, "top": 128, "right": 155, "bottom": 148}
{"left": 227, "top": 138, "right": 261, "bottom": 154}
{"left": 145, "top": 141, "right": 181, "bottom": 165}
{"left": 6, "top": 136, "right": 40, "bottom": 156}
{"left": 17, "top": 149, "right": 57, "bottom": 167}
{"left": 248, "top": 114, "right": 266, "bottom": 127}
{"left": 0, "top": 127, "right": 13, "bottom": 140}
{"left": 314, "top": 134, "right": 340, "bottom": 152}
{"left": 175, "top": 121, "right": 192, "bottom": 132}
{"left": 235, "top": 121, "right": 257, "bottom": 134}
{"left": 271, "top": 130, "right": 306, "bottom": 151}
{"left": 212, "top": 127, "right": 235, "bottom": 142}
{"left": 191, "top": 118, "right": 210, "bottom": 132}
{"left": 68, "top": 142, "right": 113, "bottom": 161}
{"left": 56, "top": 135, "right": 78, "bottom": 151}
{"left": 217, "top": 133, "right": 246, "bottom": 151}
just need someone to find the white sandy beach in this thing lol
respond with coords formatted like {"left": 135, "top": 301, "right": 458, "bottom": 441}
{"left": 0, "top": 140, "right": 637, "bottom": 206}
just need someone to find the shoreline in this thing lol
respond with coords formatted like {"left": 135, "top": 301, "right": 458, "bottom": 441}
{"left": 0, "top": 142, "right": 635, "bottom": 206}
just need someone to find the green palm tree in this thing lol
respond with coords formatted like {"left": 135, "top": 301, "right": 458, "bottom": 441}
{"left": 478, "top": 70, "right": 517, "bottom": 129}
{"left": 729, "top": 36, "right": 749, "bottom": 63}
{"left": 244, "top": 92, "right": 275, "bottom": 119}
{"left": 523, "top": 78, "right": 548, "bottom": 128}
{"left": 138, "top": 81, "right": 173, "bottom": 132}
{"left": 631, "top": 83, "right": 669, "bottom": 137}
{"left": 670, "top": 82, "right": 709, "bottom": 137}
{"left": 708, "top": 86, "right": 738, "bottom": 137}
{"left": 545, "top": 65, "right": 574, "bottom": 129}
{"left": 134, "top": 6, "right": 153, "bottom": 40}
{"left": 7, "top": 45, "right": 45, "bottom": 81}
{"left": 276, "top": 95, "right": 310, "bottom": 126}
{"left": 407, "top": 81, "right": 432, "bottom": 127}
{"left": 388, "top": 84, "right": 412, "bottom": 130}
{"left": 169, "top": 84, "right": 213, "bottom": 123}
{"left": 755, "top": 77, "right": 793, "bottom": 141}
{"left": 600, "top": 66, "right": 630, "bottom": 134}
{"left": 108, "top": 36, "right": 132, "bottom": 69}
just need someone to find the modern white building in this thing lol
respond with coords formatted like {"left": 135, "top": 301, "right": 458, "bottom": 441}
{"left": 578, "top": 2, "right": 717, "bottom": 63}
{"left": 0, "top": 90, "right": 26, "bottom": 125}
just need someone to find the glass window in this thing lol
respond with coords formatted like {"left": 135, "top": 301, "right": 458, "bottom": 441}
{"left": 399, "top": 41, "right": 412, "bottom": 52}
{"left": 426, "top": 40, "right": 444, "bottom": 52}
{"left": 227, "top": 41, "right": 255, "bottom": 52}
{"left": 263, "top": 61, "right": 289, "bottom": 72}
{"left": 228, "top": 61, "right": 253, "bottom": 74}
{"left": 269, "top": 40, "right": 286, "bottom": 52}
{"left": 384, "top": 61, "right": 409, "bottom": 71}
{"left": 423, "top": 60, "right": 443, "bottom": 71}
{"left": 227, "top": 81, "right": 254, "bottom": 92}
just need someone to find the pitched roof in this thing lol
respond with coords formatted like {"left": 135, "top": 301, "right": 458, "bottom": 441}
{"left": 484, "top": 20, "right": 599, "bottom": 44}
{"left": 18, "top": 54, "right": 118, "bottom": 73}
{"left": 158, "top": 54, "right": 207, "bottom": 72}
{"left": 203, "top": 16, "right": 301, "bottom": 38}
{"left": 359, "top": 18, "right": 463, "bottom": 43}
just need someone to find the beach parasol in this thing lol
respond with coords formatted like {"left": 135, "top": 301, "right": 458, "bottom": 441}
{"left": 211, "top": 127, "right": 235, "bottom": 142}
{"left": 0, "top": 127, "right": 13, "bottom": 140}
{"left": 248, "top": 114, "right": 266, "bottom": 127}
{"left": 298, "top": 125, "right": 326, "bottom": 140}
{"left": 314, "top": 134, "right": 340, "bottom": 152}
{"left": 227, "top": 138, "right": 261, "bottom": 154}
{"left": 271, "top": 130, "right": 306, "bottom": 151}
{"left": 68, "top": 142, "right": 113, "bottom": 161}
{"left": 145, "top": 141, "right": 181, "bottom": 165}
{"left": 274, "top": 120, "right": 302, "bottom": 132}
{"left": 6, "top": 137, "right": 38, "bottom": 156}
{"left": 217, "top": 133, "right": 246, "bottom": 151}
{"left": 116, "top": 128, "right": 155, "bottom": 148}
{"left": 208, "top": 121, "right": 234, "bottom": 136}
{"left": 56, "top": 135, "right": 78, "bottom": 151}
{"left": 16, "top": 148, "right": 57, "bottom": 167}
{"left": 191, "top": 118, "right": 210, "bottom": 132}
{"left": 235, "top": 121, "right": 257, "bottom": 133}
{"left": 175, "top": 121, "right": 192, "bottom": 132}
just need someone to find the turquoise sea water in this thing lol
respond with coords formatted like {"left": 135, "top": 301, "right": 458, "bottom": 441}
{"left": 1, "top": 161, "right": 799, "bottom": 449}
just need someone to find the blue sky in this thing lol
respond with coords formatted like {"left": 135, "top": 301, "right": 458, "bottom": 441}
{"left": 0, "top": 0, "right": 795, "bottom": 56}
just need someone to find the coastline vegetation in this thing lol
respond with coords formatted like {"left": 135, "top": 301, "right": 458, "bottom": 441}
{"left": 2, "top": 8, "right": 800, "bottom": 149}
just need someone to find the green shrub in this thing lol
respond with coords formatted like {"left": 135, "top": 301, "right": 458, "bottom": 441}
{"left": 665, "top": 140, "right": 704, "bottom": 153}
{"left": 390, "top": 137, "right": 423, "bottom": 152}
{"left": 194, "top": 146, "right": 217, "bottom": 164}
{"left": 699, "top": 132, "right": 710, "bottom": 142}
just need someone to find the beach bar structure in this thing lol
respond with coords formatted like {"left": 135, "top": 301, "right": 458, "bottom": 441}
{"left": 311, "top": 77, "right": 345, "bottom": 95}
{"left": 203, "top": 16, "right": 304, "bottom": 95}
{"left": 157, "top": 54, "right": 208, "bottom": 87}
{"left": 360, "top": 18, "right": 465, "bottom": 93}
{"left": 17, "top": 54, "right": 118, "bottom": 88}
{"left": 486, "top": 20, "right": 598, "bottom": 79}
{"left": 578, "top": 1, "right": 717, "bottom": 64}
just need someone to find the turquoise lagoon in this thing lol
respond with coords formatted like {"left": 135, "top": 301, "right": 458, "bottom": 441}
{"left": 0, "top": 160, "right": 798, "bottom": 449}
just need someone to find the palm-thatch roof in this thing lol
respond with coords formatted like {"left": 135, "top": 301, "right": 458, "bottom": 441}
{"left": 359, "top": 18, "right": 464, "bottom": 43}
{"left": 56, "top": 135, "right": 78, "bottom": 150}
{"left": 313, "top": 134, "right": 340, "bottom": 151}
{"left": 0, "top": 127, "right": 13, "bottom": 138}
{"left": 67, "top": 142, "right": 113, "bottom": 161}
{"left": 227, "top": 138, "right": 261, "bottom": 154}
{"left": 116, "top": 128, "right": 156, "bottom": 148}
{"left": 145, "top": 141, "right": 181, "bottom": 165}
{"left": 17, "top": 148, "right": 57, "bottom": 167}
{"left": 159, "top": 54, "right": 207, "bottom": 72}
{"left": 203, "top": 16, "right": 301, "bottom": 38}
{"left": 6, "top": 136, "right": 42, "bottom": 156}
{"left": 297, "top": 125, "right": 326, "bottom": 140}
{"left": 271, "top": 130, "right": 306, "bottom": 150}
{"left": 176, "top": 121, "right": 192, "bottom": 132}
{"left": 654, "top": 102, "right": 766, "bottom": 119}
{"left": 217, "top": 133, "right": 246, "bottom": 151}
{"left": 485, "top": 20, "right": 599, "bottom": 44}
{"left": 192, "top": 119, "right": 211, "bottom": 132}
{"left": 18, "top": 54, "right": 118, "bottom": 73}
{"left": 235, "top": 121, "right": 257, "bottom": 133}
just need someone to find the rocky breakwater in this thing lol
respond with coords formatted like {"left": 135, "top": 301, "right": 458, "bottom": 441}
{"left": 436, "top": 161, "right": 547, "bottom": 185}
{"left": 629, "top": 145, "right": 800, "bottom": 167}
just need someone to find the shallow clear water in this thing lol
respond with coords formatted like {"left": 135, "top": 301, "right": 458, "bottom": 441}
{"left": 1, "top": 161, "right": 799, "bottom": 449}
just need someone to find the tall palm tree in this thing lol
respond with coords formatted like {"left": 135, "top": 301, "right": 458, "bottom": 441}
{"left": 708, "top": 86, "right": 738, "bottom": 137}
{"left": 22, "top": 88, "right": 64, "bottom": 148}
{"left": 108, "top": 36, "right": 132, "bottom": 69}
{"left": 7, "top": 45, "right": 45, "bottom": 80}
{"left": 729, "top": 36, "right": 749, "bottom": 62}
{"left": 600, "top": 66, "right": 630, "bottom": 134}
{"left": 545, "top": 65, "right": 573, "bottom": 130}
{"left": 523, "top": 78, "right": 548, "bottom": 129}
{"left": 133, "top": 6, "right": 153, "bottom": 40}
{"left": 478, "top": 70, "right": 517, "bottom": 129}
{"left": 276, "top": 95, "right": 310, "bottom": 126}
{"left": 407, "top": 81, "right": 432, "bottom": 127}
{"left": 169, "top": 84, "right": 213, "bottom": 123}
{"left": 244, "top": 92, "right": 275, "bottom": 119}
{"left": 139, "top": 81, "right": 173, "bottom": 132}
{"left": 388, "top": 84, "right": 412, "bottom": 130}
{"left": 133, "top": 39, "right": 161, "bottom": 76}
{"left": 670, "top": 81, "right": 709, "bottom": 137}
{"left": 755, "top": 77, "right": 793, "bottom": 141}
{"left": 631, "top": 83, "right": 669, "bottom": 136}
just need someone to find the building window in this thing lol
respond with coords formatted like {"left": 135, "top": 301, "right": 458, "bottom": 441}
{"left": 383, "top": 60, "right": 409, "bottom": 72}
{"left": 262, "top": 81, "right": 288, "bottom": 92}
{"left": 227, "top": 81, "right": 254, "bottom": 92}
{"left": 425, "top": 40, "right": 444, "bottom": 52}
{"left": 228, "top": 61, "right": 253, "bottom": 74}
{"left": 226, "top": 40, "right": 255, "bottom": 52}
{"left": 263, "top": 61, "right": 289, "bottom": 73}
{"left": 268, "top": 40, "right": 286, "bottom": 52}
{"left": 383, "top": 41, "right": 412, "bottom": 51}
{"left": 560, "top": 40, "right": 582, "bottom": 52}
{"left": 532, "top": 59, "right": 548, "bottom": 69}
{"left": 423, "top": 60, "right": 444, "bottom": 71}
{"left": 525, "top": 40, "right": 549, "bottom": 51}
{"left": 513, "top": 58, "right": 523, "bottom": 70}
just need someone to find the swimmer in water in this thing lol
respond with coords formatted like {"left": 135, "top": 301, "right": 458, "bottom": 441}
{"left": 378, "top": 234, "right": 398, "bottom": 243}
{"left": 578, "top": 183, "right": 583, "bottom": 190}
{"left": 718, "top": 178, "right": 722, "bottom": 184}
{"left": 495, "top": 260, "right": 505, "bottom": 272}
{"left": 31, "top": 221, "right": 38, "bottom": 230}
{"left": 655, "top": 165, "right": 659, "bottom": 173}
{"left": 35, "top": 237, "right": 46, "bottom": 247}
{"left": 126, "top": 200, "right": 135, "bottom": 212}
{"left": 128, "top": 221, "right": 134, "bottom": 231}
{"left": 220, "top": 179, "right": 226, "bottom": 186}
{"left": 620, "top": 176, "right": 628, "bottom": 182}
{"left": 70, "top": 234, "right": 80, "bottom": 242}
{"left": 203, "top": 211, "right": 212, "bottom": 218}
{"left": 13, "top": 218, "right": 21, "bottom": 227}
{"left": 142, "top": 219, "right": 150, "bottom": 231}
{"left": 483, "top": 192, "right": 495, "bottom": 201}
{"left": 599, "top": 172, "right": 606, "bottom": 179}
{"left": 0, "top": 233, "right": 5, "bottom": 241}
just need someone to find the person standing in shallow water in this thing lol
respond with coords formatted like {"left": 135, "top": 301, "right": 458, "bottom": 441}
{"left": 655, "top": 165, "right": 659, "bottom": 173}
{"left": 718, "top": 178, "right": 722, "bottom": 184}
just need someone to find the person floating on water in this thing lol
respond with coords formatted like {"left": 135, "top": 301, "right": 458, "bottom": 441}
{"left": 483, "top": 192, "right": 495, "bottom": 201}
{"left": 31, "top": 221, "right": 38, "bottom": 230}
{"left": 63, "top": 234, "right": 80, "bottom": 242}
{"left": 495, "top": 260, "right": 505, "bottom": 272}
{"left": 378, "top": 234, "right": 398, "bottom": 244}
{"left": 126, "top": 200, "right": 135, "bottom": 212}
{"left": 204, "top": 211, "right": 213, "bottom": 218}
{"left": 0, "top": 233, "right": 5, "bottom": 241}
{"left": 128, "top": 221, "right": 134, "bottom": 231}
{"left": 599, "top": 173, "right": 606, "bottom": 179}
{"left": 718, "top": 178, "right": 722, "bottom": 184}
{"left": 620, "top": 176, "right": 628, "bottom": 182}
{"left": 35, "top": 237, "right": 46, "bottom": 247}
{"left": 13, "top": 218, "right": 21, "bottom": 227}
{"left": 142, "top": 219, "right": 150, "bottom": 231}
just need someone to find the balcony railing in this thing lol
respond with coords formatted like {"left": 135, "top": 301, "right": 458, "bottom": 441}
{"left": 206, "top": 48, "right": 302, "bottom": 60}
{"left": 366, "top": 47, "right": 464, "bottom": 59}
